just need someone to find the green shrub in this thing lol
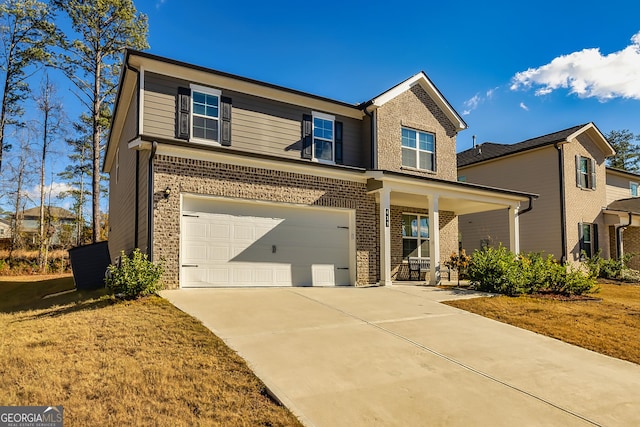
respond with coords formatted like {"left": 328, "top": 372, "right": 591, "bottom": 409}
{"left": 583, "top": 250, "right": 635, "bottom": 279}
{"left": 469, "top": 247, "right": 595, "bottom": 296}
{"left": 105, "top": 249, "right": 164, "bottom": 300}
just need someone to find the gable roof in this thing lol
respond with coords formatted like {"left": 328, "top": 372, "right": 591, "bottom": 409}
{"left": 607, "top": 167, "right": 640, "bottom": 179}
{"left": 363, "top": 72, "right": 467, "bottom": 132}
{"left": 458, "top": 122, "right": 614, "bottom": 168}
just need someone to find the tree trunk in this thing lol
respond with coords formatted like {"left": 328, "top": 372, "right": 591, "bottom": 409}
{"left": 92, "top": 58, "right": 101, "bottom": 243}
{"left": 38, "top": 103, "right": 49, "bottom": 272}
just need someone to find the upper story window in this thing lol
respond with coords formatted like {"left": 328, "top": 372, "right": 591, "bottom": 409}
{"left": 313, "top": 112, "right": 334, "bottom": 162}
{"left": 402, "top": 128, "right": 434, "bottom": 171}
{"left": 631, "top": 182, "right": 638, "bottom": 197}
{"left": 301, "top": 112, "right": 343, "bottom": 164}
{"left": 191, "top": 84, "right": 220, "bottom": 142}
{"left": 576, "top": 155, "right": 596, "bottom": 190}
{"left": 176, "top": 85, "right": 232, "bottom": 146}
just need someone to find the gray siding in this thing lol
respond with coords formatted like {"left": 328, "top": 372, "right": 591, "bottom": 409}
{"left": 143, "top": 72, "right": 365, "bottom": 167}
{"left": 108, "top": 89, "right": 139, "bottom": 263}
{"left": 606, "top": 172, "right": 637, "bottom": 203}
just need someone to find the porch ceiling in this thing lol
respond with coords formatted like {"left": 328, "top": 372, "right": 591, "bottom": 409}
{"left": 391, "top": 191, "right": 510, "bottom": 215}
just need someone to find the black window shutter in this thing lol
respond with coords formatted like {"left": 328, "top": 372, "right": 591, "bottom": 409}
{"left": 335, "top": 121, "right": 343, "bottom": 164}
{"left": 220, "top": 96, "right": 232, "bottom": 146}
{"left": 578, "top": 223, "right": 585, "bottom": 254}
{"left": 592, "top": 223, "right": 598, "bottom": 254}
{"left": 590, "top": 158, "right": 597, "bottom": 189}
{"left": 176, "top": 87, "right": 191, "bottom": 140}
{"left": 301, "top": 114, "right": 312, "bottom": 159}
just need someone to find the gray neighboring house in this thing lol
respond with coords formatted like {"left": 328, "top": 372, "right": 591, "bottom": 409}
{"left": 0, "top": 218, "right": 11, "bottom": 240}
{"left": 104, "top": 49, "right": 534, "bottom": 289}
{"left": 19, "top": 206, "right": 76, "bottom": 247}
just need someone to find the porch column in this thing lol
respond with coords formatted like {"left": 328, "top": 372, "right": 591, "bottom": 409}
{"left": 379, "top": 187, "right": 392, "bottom": 286}
{"left": 428, "top": 195, "right": 440, "bottom": 285}
{"left": 509, "top": 204, "right": 520, "bottom": 254}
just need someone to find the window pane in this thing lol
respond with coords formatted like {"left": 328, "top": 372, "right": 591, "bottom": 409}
{"left": 420, "top": 217, "right": 429, "bottom": 238}
{"left": 314, "top": 139, "right": 333, "bottom": 161}
{"left": 193, "top": 117, "right": 218, "bottom": 141}
{"left": 582, "top": 224, "right": 591, "bottom": 243}
{"left": 419, "top": 152, "right": 435, "bottom": 171}
{"left": 419, "top": 239, "right": 430, "bottom": 258}
{"left": 402, "top": 148, "right": 416, "bottom": 167}
{"left": 403, "top": 239, "right": 418, "bottom": 258}
{"left": 419, "top": 132, "right": 434, "bottom": 152}
{"left": 402, "top": 129, "right": 416, "bottom": 148}
{"left": 314, "top": 118, "right": 333, "bottom": 140}
{"left": 631, "top": 183, "right": 638, "bottom": 197}
{"left": 193, "top": 92, "right": 205, "bottom": 104}
{"left": 580, "top": 157, "right": 589, "bottom": 173}
{"left": 402, "top": 214, "right": 417, "bottom": 237}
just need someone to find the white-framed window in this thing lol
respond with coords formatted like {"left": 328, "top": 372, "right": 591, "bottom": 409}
{"left": 402, "top": 213, "right": 429, "bottom": 259}
{"left": 631, "top": 182, "right": 638, "bottom": 197}
{"left": 576, "top": 155, "right": 596, "bottom": 189}
{"left": 312, "top": 111, "right": 335, "bottom": 162}
{"left": 579, "top": 222, "right": 598, "bottom": 259}
{"left": 402, "top": 128, "right": 435, "bottom": 171}
{"left": 190, "top": 84, "right": 221, "bottom": 143}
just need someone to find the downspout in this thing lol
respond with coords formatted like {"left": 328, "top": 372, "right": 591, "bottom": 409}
{"left": 147, "top": 141, "right": 158, "bottom": 260}
{"left": 362, "top": 101, "right": 376, "bottom": 169}
{"left": 555, "top": 142, "right": 567, "bottom": 262}
{"left": 516, "top": 195, "right": 535, "bottom": 216}
{"left": 133, "top": 64, "right": 141, "bottom": 249}
{"left": 616, "top": 212, "right": 633, "bottom": 261}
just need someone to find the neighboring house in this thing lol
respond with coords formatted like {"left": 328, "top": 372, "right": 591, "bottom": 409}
{"left": 19, "top": 206, "right": 77, "bottom": 247}
{"left": 104, "top": 50, "right": 534, "bottom": 289}
{"left": 603, "top": 168, "right": 640, "bottom": 270}
{"left": 457, "top": 123, "right": 640, "bottom": 267}
{"left": 0, "top": 218, "right": 11, "bottom": 239}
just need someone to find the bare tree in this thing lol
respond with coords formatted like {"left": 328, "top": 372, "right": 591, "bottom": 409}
{"left": 34, "top": 72, "right": 63, "bottom": 271}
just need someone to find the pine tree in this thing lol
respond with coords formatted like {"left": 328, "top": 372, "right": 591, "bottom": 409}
{"left": 606, "top": 129, "right": 640, "bottom": 173}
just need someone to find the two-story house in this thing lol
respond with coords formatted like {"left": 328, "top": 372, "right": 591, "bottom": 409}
{"left": 104, "top": 50, "right": 534, "bottom": 289}
{"left": 457, "top": 123, "right": 638, "bottom": 268}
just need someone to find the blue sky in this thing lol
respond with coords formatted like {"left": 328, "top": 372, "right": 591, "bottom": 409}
{"left": 137, "top": 0, "right": 640, "bottom": 152}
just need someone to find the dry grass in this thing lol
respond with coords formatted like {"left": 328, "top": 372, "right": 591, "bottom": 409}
{"left": 0, "top": 278, "right": 302, "bottom": 426}
{"left": 445, "top": 282, "right": 640, "bottom": 365}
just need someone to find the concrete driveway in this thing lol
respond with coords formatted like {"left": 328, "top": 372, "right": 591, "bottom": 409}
{"left": 161, "top": 285, "right": 640, "bottom": 427}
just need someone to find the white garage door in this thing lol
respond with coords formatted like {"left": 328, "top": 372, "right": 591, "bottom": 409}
{"left": 180, "top": 198, "right": 353, "bottom": 287}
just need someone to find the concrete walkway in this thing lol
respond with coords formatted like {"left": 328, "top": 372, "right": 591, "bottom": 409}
{"left": 161, "top": 285, "right": 640, "bottom": 427}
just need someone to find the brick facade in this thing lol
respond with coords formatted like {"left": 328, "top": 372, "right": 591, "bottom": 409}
{"left": 623, "top": 227, "right": 640, "bottom": 270}
{"left": 152, "top": 155, "right": 378, "bottom": 289}
{"left": 376, "top": 85, "right": 458, "bottom": 182}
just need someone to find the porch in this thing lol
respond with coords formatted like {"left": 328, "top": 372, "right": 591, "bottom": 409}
{"left": 366, "top": 171, "right": 535, "bottom": 286}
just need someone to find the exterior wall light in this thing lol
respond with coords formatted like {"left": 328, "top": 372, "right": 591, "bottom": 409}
{"left": 163, "top": 186, "right": 171, "bottom": 200}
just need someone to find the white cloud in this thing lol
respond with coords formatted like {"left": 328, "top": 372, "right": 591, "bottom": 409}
{"left": 156, "top": 0, "right": 167, "bottom": 8}
{"left": 511, "top": 31, "right": 640, "bottom": 101}
{"left": 25, "top": 182, "right": 75, "bottom": 208}
{"left": 461, "top": 87, "right": 501, "bottom": 115}
{"left": 519, "top": 102, "right": 529, "bottom": 111}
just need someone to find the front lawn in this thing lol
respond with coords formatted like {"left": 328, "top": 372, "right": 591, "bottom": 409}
{"left": 0, "top": 276, "right": 302, "bottom": 426}
{"left": 445, "top": 282, "right": 640, "bottom": 365}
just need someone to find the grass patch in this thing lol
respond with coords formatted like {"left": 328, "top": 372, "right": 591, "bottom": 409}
{"left": 445, "top": 283, "right": 640, "bottom": 365}
{"left": 0, "top": 278, "right": 302, "bottom": 426}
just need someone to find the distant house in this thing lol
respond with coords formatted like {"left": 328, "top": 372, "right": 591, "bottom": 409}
{"left": 19, "top": 206, "right": 77, "bottom": 247}
{"left": 457, "top": 123, "right": 639, "bottom": 269}
{"left": 0, "top": 218, "right": 11, "bottom": 239}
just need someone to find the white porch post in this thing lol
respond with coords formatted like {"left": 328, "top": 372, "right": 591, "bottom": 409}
{"left": 428, "top": 195, "right": 440, "bottom": 285}
{"left": 509, "top": 204, "right": 520, "bottom": 254}
{"left": 379, "top": 187, "right": 392, "bottom": 286}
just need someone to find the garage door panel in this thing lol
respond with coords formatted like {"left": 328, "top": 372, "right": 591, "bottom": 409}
{"left": 181, "top": 202, "right": 352, "bottom": 287}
